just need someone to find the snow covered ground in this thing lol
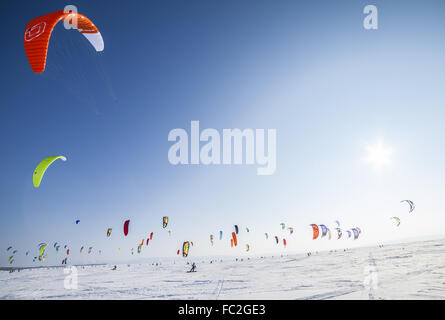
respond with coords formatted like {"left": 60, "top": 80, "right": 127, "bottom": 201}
{"left": 1, "top": 238, "right": 445, "bottom": 299}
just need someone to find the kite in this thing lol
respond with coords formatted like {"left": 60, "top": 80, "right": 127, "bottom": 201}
{"left": 352, "top": 228, "right": 360, "bottom": 239}
{"left": 391, "top": 217, "right": 401, "bottom": 227}
{"left": 123, "top": 219, "right": 130, "bottom": 236}
{"left": 230, "top": 239, "right": 234, "bottom": 248}
{"left": 327, "top": 228, "right": 332, "bottom": 240}
{"left": 275, "top": 236, "right": 279, "bottom": 244}
{"left": 38, "top": 243, "right": 47, "bottom": 261}
{"left": 401, "top": 200, "right": 415, "bottom": 213}
{"left": 232, "top": 232, "right": 238, "bottom": 247}
{"left": 80, "top": 246, "right": 84, "bottom": 253}
{"left": 177, "top": 249, "right": 180, "bottom": 255}
{"left": 319, "top": 224, "right": 328, "bottom": 237}
{"left": 6, "top": 246, "right": 12, "bottom": 251}
{"left": 182, "top": 241, "right": 190, "bottom": 258}
{"left": 288, "top": 227, "right": 294, "bottom": 234}
{"left": 107, "top": 228, "right": 112, "bottom": 237}
{"left": 280, "top": 223, "right": 285, "bottom": 230}
{"left": 335, "top": 220, "right": 340, "bottom": 228}
{"left": 146, "top": 239, "right": 149, "bottom": 246}
{"left": 246, "top": 227, "right": 250, "bottom": 232}
{"left": 283, "top": 239, "right": 287, "bottom": 247}
{"left": 265, "top": 233, "right": 269, "bottom": 239}
{"left": 310, "top": 224, "right": 319, "bottom": 240}
{"left": 219, "top": 231, "right": 223, "bottom": 240}
{"left": 246, "top": 244, "right": 250, "bottom": 252}
{"left": 210, "top": 235, "right": 214, "bottom": 246}
{"left": 346, "top": 230, "right": 352, "bottom": 238}
{"left": 150, "top": 232, "right": 154, "bottom": 240}
{"left": 163, "top": 216, "right": 168, "bottom": 228}
{"left": 24, "top": 10, "right": 104, "bottom": 73}
{"left": 32, "top": 156, "right": 67, "bottom": 187}
{"left": 234, "top": 225, "right": 239, "bottom": 234}
{"left": 335, "top": 228, "right": 342, "bottom": 239}
{"left": 75, "top": 220, "right": 80, "bottom": 224}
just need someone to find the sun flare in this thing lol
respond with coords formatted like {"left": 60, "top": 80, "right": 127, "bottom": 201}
{"left": 364, "top": 140, "right": 393, "bottom": 169}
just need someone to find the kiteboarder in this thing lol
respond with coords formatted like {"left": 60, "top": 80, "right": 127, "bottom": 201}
{"left": 189, "top": 262, "right": 196, "bottom": 272}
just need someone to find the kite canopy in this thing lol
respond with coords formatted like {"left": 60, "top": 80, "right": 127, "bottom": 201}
{"left": 391, "top": 217, "right": 401, "bottom": 227}
{"left": 182, "top": 241, "right": 190, "bottom": 257}
{"left": 24, "top": 10, "right": 104, "bottom": 73}
{"left": 401, "top": 200, "right": 415, "bottom": 213}
{"left": 319, "top": 224, "right": 328, "bottom": 237}
{"left": 33, "top": 156, "right": 66, "bottom": 187}
{"left": 352, "top": 228, "right": 360, "bottom": 239}
{"left": 163, "top": 216, "right": 168, "bottom": 228}
{"left": 336, "top": 228, "right": 342, "bottom": 239}
{"left": 75, "top": 220, "right": 80, "bottom": 224}
{"left": 123, "top": 220, "right": 130, "bottom": 236}
{"left": 234, "top": 225, "right": 239, "bottom": 234}
{"left": 310, "top": 224, "right": 319, "bottom": 240}
{"left": 232, "top": 232, "right": 238, "bottom": 246}
{"left": 107, "top": 228, "right": 112, "bottom": 237}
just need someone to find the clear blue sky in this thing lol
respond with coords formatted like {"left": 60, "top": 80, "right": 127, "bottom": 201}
{"left": 2, "top": 0, "right": 445, "bottom": 267}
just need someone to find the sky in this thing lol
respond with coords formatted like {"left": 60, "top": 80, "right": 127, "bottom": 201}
{"left": 2, "top": 0, "right": 445, "bottom": 267}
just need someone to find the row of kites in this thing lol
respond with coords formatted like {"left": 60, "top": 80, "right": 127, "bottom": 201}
{"left": 7, "top": 242, "right": 102, "bottom": 265}
{"left": 6, "top": 216, "right": 174, "bottom": 265}
{"left": 7, "top": 199, "right": 414, "bottom": 265}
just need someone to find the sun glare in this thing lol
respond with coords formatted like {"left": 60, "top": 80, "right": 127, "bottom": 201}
{"left": 364, "top": 140, "right": 393, "bottom": 169}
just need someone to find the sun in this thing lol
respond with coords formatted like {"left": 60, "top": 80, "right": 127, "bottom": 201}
{"left": 364, "top": 140, "right": 393, "bottom": 169}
